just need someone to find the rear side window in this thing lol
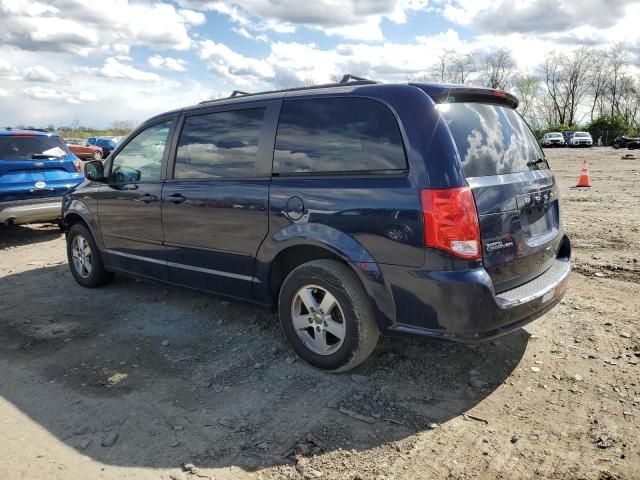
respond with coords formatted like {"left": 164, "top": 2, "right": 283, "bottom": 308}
{"left": 175, "top": 108, "right": 265, "bottom": 179}
{"left": 438, "top": 103, "right": 546, "bottom": 177}
{"left": 0, "top": 135, "right": 69, "bottom": 161}
{"left": 273, "top": 97, "right": 406, "bottom": 175}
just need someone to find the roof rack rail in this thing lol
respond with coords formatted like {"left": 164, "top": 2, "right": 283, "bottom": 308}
{"left": 339, "top": 74, "right": 374, "bottom": 83}
{"left": 198, "top": 74, "right": 379, "bottom": 105}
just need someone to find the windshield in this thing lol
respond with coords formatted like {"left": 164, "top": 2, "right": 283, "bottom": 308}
{"left": 0, "top": 135, "right": 70, "bottom": 161}
{"left": 438, "top": 102, "right": 547, "bottom": 177}
{"left": 575, "top": 132, "right": 590, "bottom": 137}
{"left": 548, "top": 133, "right": 563, "bottom": 138}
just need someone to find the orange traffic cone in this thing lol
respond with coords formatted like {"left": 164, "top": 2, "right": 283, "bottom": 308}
{"left": 576, "top": 160, "right": 591, "bottom": 187}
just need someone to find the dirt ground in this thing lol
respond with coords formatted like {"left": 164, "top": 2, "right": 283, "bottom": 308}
{"left": 0, "top": 147, "right": 638, "bottom": 480}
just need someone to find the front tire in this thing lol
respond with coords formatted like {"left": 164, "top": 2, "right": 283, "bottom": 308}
{"left": 67, "top": 223, "right": 113, "bottom": 287}
{"left": 278, "top": 259, "right": 379, "bottom": 372}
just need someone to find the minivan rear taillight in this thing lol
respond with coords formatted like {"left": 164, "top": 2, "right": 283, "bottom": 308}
{"left": 420, "top": 187, "right": 481, "bottom": 261}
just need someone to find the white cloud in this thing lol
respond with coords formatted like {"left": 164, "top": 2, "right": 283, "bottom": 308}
{"left": 439, "top": 0, "right": 491, "bottom": 25}
{"left": 199, "top": 39, "right": 275, "bottom": 85}
{"left": 67, "top": 91, "right": 100, "bottom": 104}
{"left": 148, "top": 55, "right": 187, "bottom": 72}
{"left": 1, "top": 0, "right": 638, "bottom": 130}
{"left": 78, "top": 58, "right": 162, "bottom": 82}
{"left": 23, "top": 65, "right": 60, "bottom": 83}
{"left": 1, "top": 0, "right": 59, "bottom": 16}
{"left": 0, "top": 58, "right": 20, "bottom": 79}
{"left": 438, "top": 0, "right": 639, "bottom": 48}
{"left": 178, "top": 8, "right": 207, "bottom": 26}
{"left": 473, "top": 0, "right": 635, "bottom": 34}
{"left": 181, "top": 0, "right": 429, "bottom": 41}
{"left": 21, "top": 86, "right": 98, "bottom": 104}
{"left": 233, "top": 27, "right": 253, "bottom": 40}
{"left": 197, "top": 30, "right": 470, "bottom": 87}
{"left": 0, "top": 0, "right": 205, "bottom": 56}
{"left": 321, "top": 17, "right": 385, "bottom": 42}
{"left": 232, "top": 27, "right": 271, "bottom": 42}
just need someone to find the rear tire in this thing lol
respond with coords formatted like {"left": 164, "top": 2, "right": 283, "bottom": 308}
{"left": 278, "top": 259, "right": 379, "bottom": 372}
{"left": 67, "top": 223, "right": 113, "bottom": 287}
{"left": 93, "top": 150, "right": 103, "bottom": 160}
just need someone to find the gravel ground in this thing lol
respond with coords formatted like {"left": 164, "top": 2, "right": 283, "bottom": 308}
{"left": 0, "top": 147, "right": 638, "bottom": 480}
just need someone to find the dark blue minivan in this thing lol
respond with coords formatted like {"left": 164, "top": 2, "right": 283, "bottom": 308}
{"left": 62, "top": 77, "right": 571, "bottom": 371}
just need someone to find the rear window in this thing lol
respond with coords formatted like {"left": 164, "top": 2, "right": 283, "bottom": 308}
{"left": 0, "top": 135, "right": 70, "bottom": 161}
{"left": 273, "top": 97, "right": 406, "bottom": 175}
{"left": 438, "top": 103, "right": 547, "bottom": 177}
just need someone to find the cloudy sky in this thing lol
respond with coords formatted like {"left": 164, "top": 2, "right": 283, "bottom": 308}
{"left": 0, "top": 0, "right": 639, "bottom": 128}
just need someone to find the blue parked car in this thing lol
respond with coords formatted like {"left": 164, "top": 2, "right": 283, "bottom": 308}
{"left": 88, "top": 137, "right": 118, "bottom": 157}
{"left": 0, "top": 129, "right": 84, "bottom": 225}
{"left": 62, "top": 76, "right": 571, "bottom": 371}
{"left": 94, "top": 137, "right": 118, "bottom": 157}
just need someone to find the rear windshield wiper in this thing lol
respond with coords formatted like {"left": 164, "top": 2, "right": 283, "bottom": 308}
{"left": 527, "top": 158, "right": 546, "bottom": 167}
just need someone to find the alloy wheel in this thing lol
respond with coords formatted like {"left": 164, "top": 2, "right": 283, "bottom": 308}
{"left": 71, "top": 234, "right": 93, "bottom": 279}
{"left": 291, "top": 285, "right": 346, "bottom": 355}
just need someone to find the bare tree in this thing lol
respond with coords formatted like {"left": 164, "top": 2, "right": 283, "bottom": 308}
{"left": 110, "top": 120, "right": 135, "bottom": 135}
{"left": 514, "top": 75, "right": 540, "bottom": 119}
{"left": 69, "top": 115, "right": 80, "bottom": 134}
{"left": 273, "top": 75, "right": 318, "bottom": 89}
{"left": 606, "top": 43, "right": 630, "bottom": 117}
{"left": 563, "top": 47, "right": 593, "bottom": 127}
{"left": 616, "top": 75, "right": 640, "bottom": 125}
{"left": 540, "top": 53, "right": 567, "bottom": 125}
{"left": 587, "top": 49, "right": 610, "bottom": 121}
{"left": 539, "top": 48, "right": 593, "bottom": 126}
{"left": 449, "top": 53, "right": 476, "bottom": 84}
{"left": 480, "top": 48, "right": 515, "bottom": 89}
{"left": 433, "top": 53, "right": 451, "bottom": 83}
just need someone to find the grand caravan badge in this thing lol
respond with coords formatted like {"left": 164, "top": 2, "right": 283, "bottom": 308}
{"left": 486, "top": 239, "right": 514, "bottom": 253}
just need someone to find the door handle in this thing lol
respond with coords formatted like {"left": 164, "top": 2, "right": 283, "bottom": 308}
{"left": 136, "top": 194, "right": 157, "bottom": 203}
{"left": 166, "top": 193, "right": 186, "bottom": 204}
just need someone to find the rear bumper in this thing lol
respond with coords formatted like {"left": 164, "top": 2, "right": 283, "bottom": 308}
{"left": 0, "top": 197, "right": 63, "bottom": 225}
{"left": 381, "top": 239, "right": 571, "bottom": 342}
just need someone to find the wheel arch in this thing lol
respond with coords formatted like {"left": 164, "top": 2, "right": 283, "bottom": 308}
{"left": 63, "top": 199, "right": 104, "bottom": 250}
{"left": 254, "top": 224, "right": 397, "bottom": 330}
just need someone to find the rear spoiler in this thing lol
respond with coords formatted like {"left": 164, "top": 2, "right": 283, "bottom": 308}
{"left": 410, "top": 83, "right": 519, "bottom": 109}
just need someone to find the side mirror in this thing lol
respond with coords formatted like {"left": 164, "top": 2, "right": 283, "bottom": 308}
{"left": 84, "top": 160, "right": 105, "bottom": 182}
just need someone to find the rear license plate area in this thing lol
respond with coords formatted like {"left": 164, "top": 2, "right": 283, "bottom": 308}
{"left": 517, "top": 188, "right": 559, "bottom": 242}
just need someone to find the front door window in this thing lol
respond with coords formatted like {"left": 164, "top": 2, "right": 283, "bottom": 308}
{"left": 111, "top": 121, "right": 171, "bottom": 183}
